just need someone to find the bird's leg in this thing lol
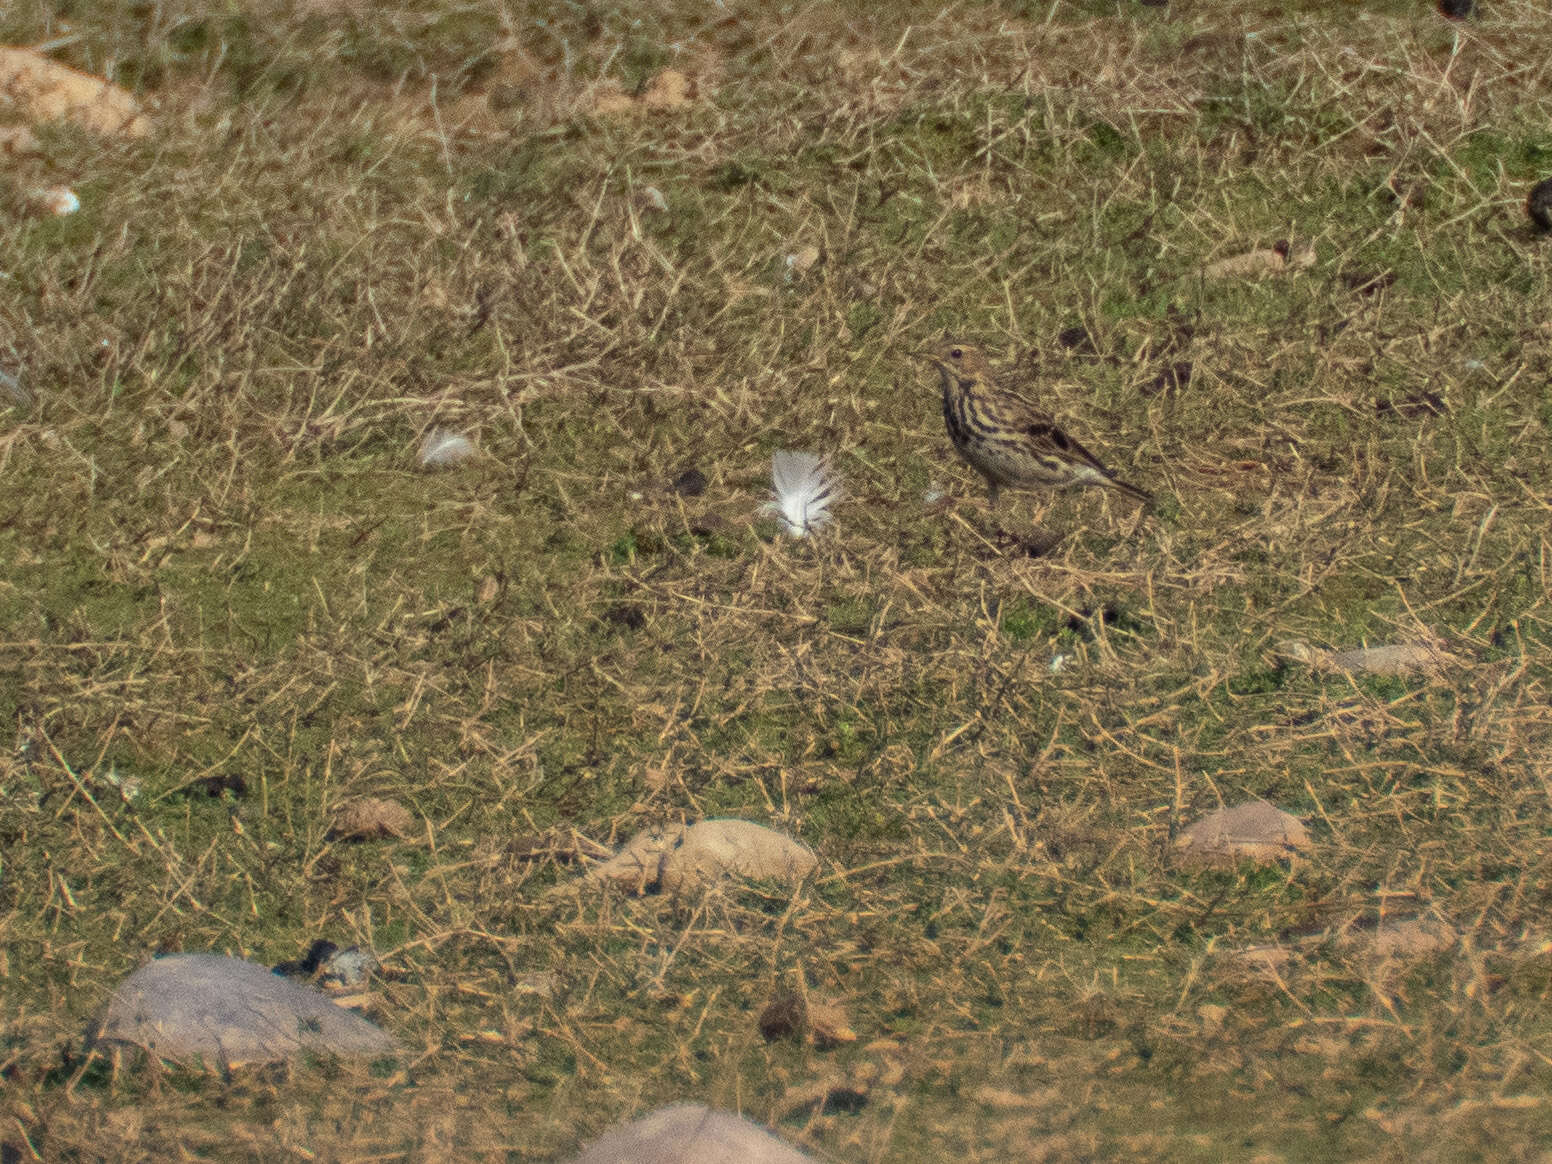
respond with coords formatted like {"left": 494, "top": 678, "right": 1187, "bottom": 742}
{"left": 985, "top": 481, "right": 1007, "bottom": 541}
{"left": 981, "top": 479, "right": 1016, "bottom": 548}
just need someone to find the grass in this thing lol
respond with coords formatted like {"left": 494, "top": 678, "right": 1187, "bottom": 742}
{"left": 3, "top": 0, "right": 1552, "bottom": 1158}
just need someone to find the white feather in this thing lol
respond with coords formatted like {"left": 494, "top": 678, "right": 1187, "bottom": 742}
{"left": 767, "top": 450, "right": 840, "bottom": 537}
{"left": 0, "top": 368, "right": 29, "bottom": 408}
{"left": 419, "top": 428, "right": 476, "bottom": 468}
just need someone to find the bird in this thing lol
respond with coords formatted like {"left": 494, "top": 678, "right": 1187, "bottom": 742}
{"left": 922, "top": 340, "right": 1151, "bottom": 509}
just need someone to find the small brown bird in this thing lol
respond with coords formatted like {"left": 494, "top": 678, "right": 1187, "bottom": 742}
{"left": 923, "top": 341, "right": 1151, "bottom": 508}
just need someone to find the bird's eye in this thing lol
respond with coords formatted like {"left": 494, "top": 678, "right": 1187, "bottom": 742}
{"left": 950, "top": 348, "right": 963, "bottom": 359}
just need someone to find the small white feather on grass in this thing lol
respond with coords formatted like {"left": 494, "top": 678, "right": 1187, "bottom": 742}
{"left": 766, "top": 450, "right": 840, "bottom": 537}
{"left": 419, "top": 428, "right": 476, "bottom": 469}
{"left": 0, "top": 368, "right": 29, "bottom": 408}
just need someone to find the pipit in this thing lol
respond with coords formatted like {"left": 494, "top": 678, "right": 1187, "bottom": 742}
{"left": 922, "top": 341, "right": 1152, "bottom": 509}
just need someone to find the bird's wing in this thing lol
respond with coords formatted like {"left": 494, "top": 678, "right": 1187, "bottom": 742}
{"left": 992, "top": 389, "right": 1117, "bottom": 478}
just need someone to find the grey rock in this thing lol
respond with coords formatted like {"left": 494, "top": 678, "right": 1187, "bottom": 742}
{"left": 92, "top": 954, "right": 396, "bottom": 1067}
{"left": 570, "top": 1103, "right": 817, "bottom": 1164}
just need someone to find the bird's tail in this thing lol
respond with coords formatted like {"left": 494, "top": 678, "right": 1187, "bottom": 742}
{"left": 1106, "top": 475, "right": 1153, "bottom": 505}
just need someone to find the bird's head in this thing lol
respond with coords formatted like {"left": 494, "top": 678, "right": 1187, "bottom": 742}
{"left": 919, "top": 340, "right": 991, "bottom": 390}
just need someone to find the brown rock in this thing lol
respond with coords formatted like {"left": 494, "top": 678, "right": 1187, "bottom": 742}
{"left": 0, "top": 124, "right": 38, "bottom": 154}
{"left": 757, "top": 990, "right": 855, "bottom": 1048}
{"left": 0, "top": 47, "right": 149, "bottom": 137}
{"left": 658, "top": 818, "right": 817, "bottom": 893}
{"left": 758, "top": 990, "right": 806, "bottom": 1042}
{"left": 1201, "top": 241, "right": 1315, "bottom": 279}
{"left": 1175, "top": 799, "right": 1309, "bottom": 867}
{"left": 1338, "top": 917, "right": 1458, "bottom": 959}
{"left": 1224, "top": 944, "right": 1296, "bottom": 978}
{"left": 578, "top": 819, "right": 817, "bottom": 895}
{"left": 590, "top": 69, "right": 700, "bottom": 117}
{"left": 640, "top": 69, "right": 694, "bottom": 109}
{"left": 1275, "top": 638, "right": 1459, "bottom": 676}
{"left": 330, "top": 797, "right": 416, "bottom": 841}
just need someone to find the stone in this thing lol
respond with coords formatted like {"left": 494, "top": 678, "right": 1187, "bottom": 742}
{"left": 92, "top": 954, "right": 396, "bottom": 1067}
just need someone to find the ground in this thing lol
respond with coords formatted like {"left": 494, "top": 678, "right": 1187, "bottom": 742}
{"left": 2, "top": 0, "right": 1552, "bottom": 1159}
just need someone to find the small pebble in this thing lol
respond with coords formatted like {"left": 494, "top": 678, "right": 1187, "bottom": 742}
{"left": 1528, "top": 178, "right": 1552, "bottom": 233}
{"left": 1056, "top": 325, "right": 1095, "bottom": 352}
{"left": 319, "top": 946, "right": 377, "bottom": 989}
{"left": 783, "top": 245, "right": 819, "bottom": 281}
{"left": 670, "top": 467, "right": 708, "bottom": 497}
{"left": 102, "top": 763, "right": 142, "bottom": 802}
{"left": 1140, "top": 361, "right": 1192, "bottom": 399}
{"left": 30, "top": 186, "right": 79, "bottom": 216}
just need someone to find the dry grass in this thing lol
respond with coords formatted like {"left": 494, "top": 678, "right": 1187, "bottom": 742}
{"left": 3, "top": 0, "right": 1552, "bottom": 1158}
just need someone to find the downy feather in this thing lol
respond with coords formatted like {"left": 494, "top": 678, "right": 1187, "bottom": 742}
{"left": 768, "top": 450, "right": 840, "bottom": 536}
{"left": 419, "top": 428, "right": 476, "bottom": 468}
